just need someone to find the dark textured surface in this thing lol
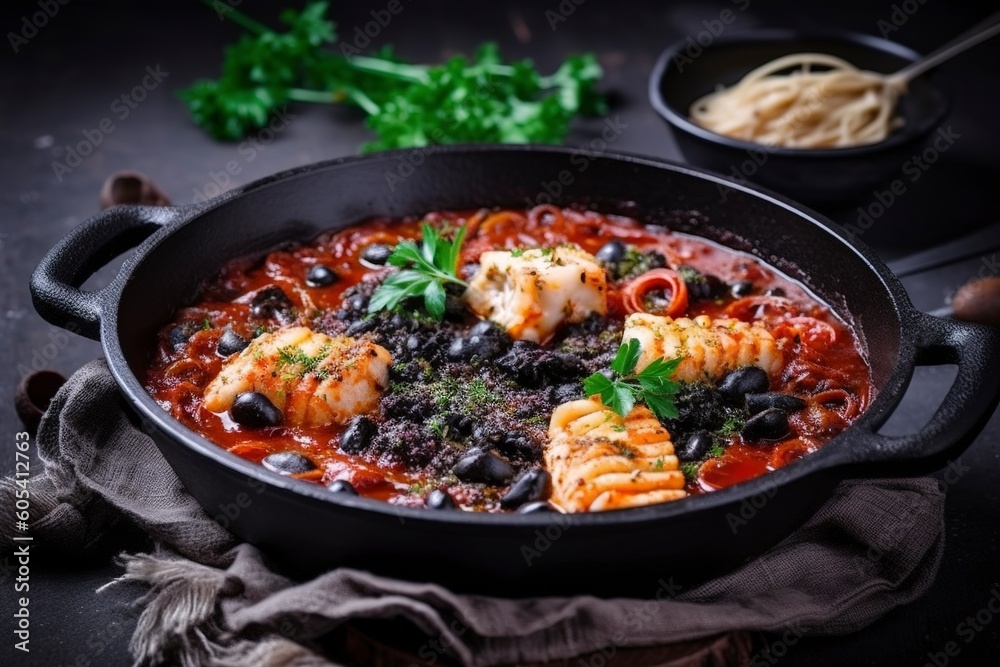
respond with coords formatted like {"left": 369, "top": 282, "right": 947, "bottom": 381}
{"left": 2, "top": 0, "right": 999, "bottom": 665}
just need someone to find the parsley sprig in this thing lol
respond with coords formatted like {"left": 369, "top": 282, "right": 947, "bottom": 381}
{"left": 583, "top": 339, "right": 682, "bottom": 420}
{"left": 367, "top": 223, "right": 467, "bottom": 320}
{"left": 181, "top": 1, "right": 605, "bottom": 150}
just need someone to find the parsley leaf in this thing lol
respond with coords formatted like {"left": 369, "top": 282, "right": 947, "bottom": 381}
{"left": 368, "top": 223, "right": 467, "bottom": 320}
{"left": 582, "top": 340, "right": 682, "bottom": 420}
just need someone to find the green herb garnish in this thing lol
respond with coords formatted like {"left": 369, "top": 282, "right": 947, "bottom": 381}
{"left": 367, "top": 223, "right": 467, "bottom": 320}
{"left": 180, "top": 1, "right": 605, "bottom": 149}
{"left": 680, "top": 461, "right": 700, "bottom": 481}
{"left": 582, "top": 339, "right": 682, "bottom": 420}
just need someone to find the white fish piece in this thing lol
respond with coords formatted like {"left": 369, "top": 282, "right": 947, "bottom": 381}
{"left": 464, "top": 247, "right": 607, "bottom": 343}
{"left": 545, "top": 398, "right": 686, "bottom": 512}
{"left": 203, "top": 326, "right": 391, "bottom": 427}
{"left": 623, "top": 313, "right": 783, "bottom": 382}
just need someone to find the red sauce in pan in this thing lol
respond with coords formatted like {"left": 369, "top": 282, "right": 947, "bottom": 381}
{"left": 144, "top": 207, "right": 873, "bottom": 509}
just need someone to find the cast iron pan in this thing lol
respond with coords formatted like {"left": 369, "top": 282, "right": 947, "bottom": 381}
{"left": 30, "top": 146, "right": 1000, "bottom": 595}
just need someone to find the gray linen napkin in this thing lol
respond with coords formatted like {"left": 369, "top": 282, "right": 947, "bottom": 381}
{"left": 0, "top": 360, "right": 946, "bottom": 666}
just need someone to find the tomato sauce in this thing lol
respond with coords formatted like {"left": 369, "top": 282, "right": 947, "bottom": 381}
{"left": 144, "top": 207, "right": 873, "bottom": 507}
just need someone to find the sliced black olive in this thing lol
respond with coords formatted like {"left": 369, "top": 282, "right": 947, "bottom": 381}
{"left": 262, "top": 451, "right": 315, "bottom": 474}
{"left": 718, "top": 366, "right": 769, "bottom": 404}
{"left": 340, "top": 415, "right": 376, "bottom": 454}
{"left": 500, "top": 469, "right": 551, "bottom": 509}
{"left": 453, "top": 448, "right": 514, "bottom": 485}
{"left": 676, "top": 431, "right": 713, "bottom": 462}
{"left": 518, "top": 501, "right": 557, "bottom": 514}
{"left": 742, "top": 408, "right": 791, "bottom": 442}
{"left": 360, "top": 243, "right": 393, "bottom": 266}
{"left": 594, "top": 240, "right": 627, "bottom": 267}
{"left": 745, "top": 392, "right": 807, "bottom": 415}
{"left": 496, "top": 342, "right": 586, "bottom": 387}
{"left": 217, "top": 328, "right": 249, "bottom": 357}
{"left": 306, "top": 264, "right": 338, "bottom": 287}
{"left": 764, "top": 287, "right": 786, "bottom": 297}
{"left": 250, "top": 286, "right": 293, "bottom": 320}
{"left": 230, "top": 391, "right": 283, "bottom": 428}
{"left": 328, "top": 480, "right": 358, "bottom": 495}
{"left": 731, "top": 280, "right": 754, "bottom": 297}
{"left": 427, "top": 489, "right": 457, "bottom": 510}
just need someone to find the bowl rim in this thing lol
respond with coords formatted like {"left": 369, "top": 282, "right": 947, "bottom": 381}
{"left": 98, "top": 144, "right": 920, "bottom": 530}
{"left": 648, "top": 28, "right": 952, "bottom": 158}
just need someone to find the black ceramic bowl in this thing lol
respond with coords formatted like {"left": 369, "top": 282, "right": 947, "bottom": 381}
{"left": 649, "top": 31, "right": 950, "bottom": 205}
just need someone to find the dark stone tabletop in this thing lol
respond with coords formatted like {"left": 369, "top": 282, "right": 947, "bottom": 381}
{"left": 1, "top": 1, "right": 998, "bottom": 665}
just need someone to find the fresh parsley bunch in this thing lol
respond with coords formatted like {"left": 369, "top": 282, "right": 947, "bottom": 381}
{"left": 583, "top": 339, "right": 682, "bottom": 420}
{"left": 180, "top": 1, "right": 605, "bottom": 150}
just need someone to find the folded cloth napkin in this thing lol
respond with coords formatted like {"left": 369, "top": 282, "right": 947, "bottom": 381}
{"left": 0, "top": 360, "right": 946, "bottom": 666}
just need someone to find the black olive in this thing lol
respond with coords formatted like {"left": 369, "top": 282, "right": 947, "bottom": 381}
{"left": 444, "top": 413, "right": 474, "bottom": 436}
{"left": 594, "top": 240, "right": 627, "bottom": 267}
{"left": 496, "top": 431, "right": 538, "bottom": 462}
{"left": 262, "top": 451, "right": 315, "bottom": 474}
{"left": 328, "top": 480, "right": 359, "bottom": 495}
{"left": 718, "top": 366, "right": 769, "bottom": 404}
{"left": 340, "top": 416, "right": 376, "bottom": 454}
{"left": 345, "top": 318, "right": 378, "bottom": 336}
{"left": 731, "top": 280, "right": 754, "bottom": 297}
{"left": 676, "top": 431, "right": 713, "bottom": 462}
{"left": 496, "top": 342, "right": 585, "bottom": 387}
{"left": 682, "top": 267, "right": 727, "bottom": 301}
{"left": 745, "top": 392, "right": 807, "bottom": 415}
{"left": 470, "top": 423, "right": 501, "bottom": 446}
{"left": 448, "top": 321, "right": 511, "bottom": 361}
{"left": 764, "top": 287, "right": 786, "bottom": 297}
{"left": 230, "top": 391, "right": 283, "bottom": 428}
{"left": 500, "top": 469, "right": 551, "bottom": 509}
{"left": 306, "top": 264, "right": 338, "bottom": 287}
{"left": 250, "top": 286, "right": 293, "bottom": 320}
{"left": 453, "top": 448, "right": 514, "bottom": 485}
{"left": 217, "top": 328, "right": 249, "bottom": 357}
{"left": 518, "top": 501, "right": 557, "bottom": 514}
{"left": 427, "top": 489, "right": 457, "bottom": 510}
{"left": 360, "top": 243, "right": 393, "bottom": 266}
{"left": 406, "top": 334, "right": 421, "bottom": 351}
{"left": 345, "top": 294, "right": 368, "bottom": 312}
{"left": 551, "top": 383, "right": 581, "bottom": 404}
{"left": 742, "top": 408, "right": 791, "bottom": 442}
{"left": 168, "top": 323, "right": 196, "bottom": 349}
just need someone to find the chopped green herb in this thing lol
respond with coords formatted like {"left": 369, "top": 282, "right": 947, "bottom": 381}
{"left": 202, "top": 317, "right": 213, "bottom": 330}
{"left": 652, "top": 457, "right": 664, "bottom": 472}
{"left": 680, "top": 461, "right": 700, "bottom": 481}
{"left": 368, "top": 223, "right": 467, "bottom": 320}
{"left": 582, "top": 339, "right": 682, "bottom": 420}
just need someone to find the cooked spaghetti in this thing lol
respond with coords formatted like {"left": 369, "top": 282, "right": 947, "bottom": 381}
{"left": 689, "top": 53, "right": 902, "bottom": 148}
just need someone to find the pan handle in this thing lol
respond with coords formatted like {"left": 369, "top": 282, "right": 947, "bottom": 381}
{"left": 30, "top": 204, "right": 185, "bottom": 340}
{"left": 851, "top": 311, "right": 1000, "bottom": 469}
